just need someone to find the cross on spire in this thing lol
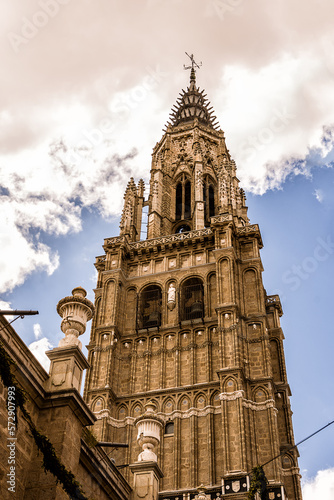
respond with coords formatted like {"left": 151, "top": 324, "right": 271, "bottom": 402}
{"left": 183, "top": 52, "right": 202, "bottom": 83}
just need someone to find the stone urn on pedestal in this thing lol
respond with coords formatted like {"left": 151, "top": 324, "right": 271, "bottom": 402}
{"left": 56, "top": 286, "right": 95, "bottom": 349}
{"left": 135, "top": 402, "right": 164, "bottom": 462}
{"left": 46, "top": 286, "right": 94, "bottom": 392}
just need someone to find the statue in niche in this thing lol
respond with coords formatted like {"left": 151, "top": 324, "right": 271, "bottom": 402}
{"left": 167, "top": 282, "right": 176, "bottom": 310}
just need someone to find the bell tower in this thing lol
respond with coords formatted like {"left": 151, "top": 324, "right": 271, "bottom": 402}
{"left": 83, "top": 61, "right": 302, "bottom": 500}
{"left": 146, "top": 63, "right": 248, "bottom": 240}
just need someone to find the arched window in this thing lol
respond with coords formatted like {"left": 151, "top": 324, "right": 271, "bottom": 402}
{"left": 175, "top": 175, "right": 191, "bottom": 221}
{"left": 203, "top": 176, "right": 215, "bottom": 225}
{"left": 139, "top": 285, "right": 162, "bottom": 328}
{"left": 180, "top": 277, "right": 204, "bottom": 321}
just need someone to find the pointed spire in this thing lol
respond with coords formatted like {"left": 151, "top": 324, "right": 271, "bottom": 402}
{"left": 164, "top": 57, "right": 220, "bottom": 131}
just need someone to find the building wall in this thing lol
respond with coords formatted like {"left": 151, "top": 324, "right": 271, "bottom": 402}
{"left": 0, "top": 316, "right": 131, "bottom": 500}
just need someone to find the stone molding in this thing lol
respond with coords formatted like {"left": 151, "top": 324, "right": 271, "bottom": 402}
{"left": 97, "top": 405, "right": 222, "bottom": 427}
{"left": 219, "top": 391, "right": 278, "bottom": 412}
{"left": 242, "top": 398, "right": 277, "bottom": 412}
{"left": 219, "top": 390, "right": 244, "bottom": 401}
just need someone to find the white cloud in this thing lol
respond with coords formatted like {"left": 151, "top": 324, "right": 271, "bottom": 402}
{"left": 214, "top": 52, "right": 334, "bottom": 193}
{"left": 0, "top": 211, "right": 59, "bottom": 294}
{"left": 28, "top": 337, "right": 53, "bottom": 372}
{"left": 314, "top": 189, "right": 325, "bottom": 203}
{"left": 302, "top": 468, "right": 334, "bottom": 500}
{"left": 2, "top": 0, "right": 334, "bottom": 295}
{"left": 0, "top": 300, "right": 11, "bottom": 310}
{"left": 33, "top": 323, "right": 42, "bottom": 340}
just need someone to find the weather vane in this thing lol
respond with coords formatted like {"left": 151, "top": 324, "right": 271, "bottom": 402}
{"left": 183, "top": 52, "right": 202, "bottom": 72}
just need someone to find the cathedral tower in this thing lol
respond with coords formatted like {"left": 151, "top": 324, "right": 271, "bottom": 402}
{"left": 84, "top": 63, "right": 302, "bottom": 500}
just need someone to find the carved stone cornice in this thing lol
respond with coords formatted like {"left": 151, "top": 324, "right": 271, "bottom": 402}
{"left": 219, "top": 391, "right": 278, "bottom": 412}
{"left": 104, "top": 405, "right": 222, "bottom": 428}
{"left": 242, "top": 398, "right": 277, "bottom": 413}
{"left": 219, "top": 390, "right": 244, "bottom": 401}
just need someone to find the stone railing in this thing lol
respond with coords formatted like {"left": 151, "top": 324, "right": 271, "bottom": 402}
{"left": 104, "top": 228, "right": 213, "bottom": 251}
{"left": 210, "top": 214, "right": 233, "bottom": 224}
{"left": 236, "top": 223, "right": 259, "bottom": 235}
{"left": 266, "top": 294, "right": 283, "bottom": 315}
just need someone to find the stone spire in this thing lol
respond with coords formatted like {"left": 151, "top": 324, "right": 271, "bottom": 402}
{"left": 164, "top": 57, "right": 219, "bottom": 131}
{"left": 119, "top": 177, "right": 145, "bottom": 242}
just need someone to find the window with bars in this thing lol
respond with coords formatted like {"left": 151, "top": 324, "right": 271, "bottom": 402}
{"left": 180, "top": 278, "right": 204, "bottom": 321}
{"left": 139, "top": 285, "right": 162, "bottom": 329}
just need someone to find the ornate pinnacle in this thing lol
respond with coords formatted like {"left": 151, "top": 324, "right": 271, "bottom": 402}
{"left": 183, "top": 52, "right": 202, "bottom": 85}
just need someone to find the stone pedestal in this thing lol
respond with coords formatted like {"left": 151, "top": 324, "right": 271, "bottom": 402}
{"left": 130, "top": 461, "right": 163, "bottom": 500}
{"left": 46, "top": 345, "right": 89, "bottom": 392}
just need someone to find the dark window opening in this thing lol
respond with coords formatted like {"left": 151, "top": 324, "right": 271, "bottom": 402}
{"left": 175, "top": 224, "right": 191, "bottom": 234}
{"left": 209, "top": 185, "right": 215, "bottom": 218}
{"left": 176, "top": 183, "right": 182, "bottom": 220}
{"left": 165, "top": 422, "right": 174, "bottom": 434}
{"left": 184, "top": 181, "right": 191, "bottom": 219}
{"left": 203, "top": 177, "right": 215, "bottom": 225}
{"left": 180, "top": 278, "right": 204, "bottom": 321}
{"left": 175, "top": 175, "right": 191, "bottom": 221}
{"left": 139, "top": 285, "right": 162, "bottom": 328}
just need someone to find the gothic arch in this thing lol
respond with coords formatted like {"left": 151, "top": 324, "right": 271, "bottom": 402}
{"left": 179, "top": 276, "right": 204, "bottom": 321}
{"left": 253, "top": 386, "right": 269, "bottom": 403}
{"left": 125, "top": 286, "right": 137, "bottom": 331}
{"left": 178, "top": 395, "right": 191, "bottom": 410}
{"left": 102, "top": 278, "right": 116, "bottom": 324}
{"left": 117, "top": 404, "right": 128, "bottom": 420}
{"left": 92, "top": 397, "right": 104, "bottom": 413}
{"left": 195, "top": 393, "right": 207, "bottom": 408}
{"left": 243, "top": 268, "right": 260, "bottom": 315}
{"left": 211, "top": 391, "right": 221, "bottom": 406}
{"left": 131, "top": 402, "right": 143, "bottom": 417}
{"left": 282, "top": 453, "right": 294, "bottom": 469}
{"left": 175, "top": 173, "right": 192, "bottom": 221}
{"left": 218, "top": 257, "right": 233, "bottom": 304}
{"left": 163, "top": 398, "right": 175, "bottom": 414}
{"left": 224, "top": 377, "right": 237, "bottom": 393}
{"left": 139, "top": 283, "right": 162, "bottom": 329}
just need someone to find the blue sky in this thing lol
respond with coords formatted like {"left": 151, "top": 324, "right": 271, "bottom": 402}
{"left": 1, "top": 1, "right": 334, "bottom": 497}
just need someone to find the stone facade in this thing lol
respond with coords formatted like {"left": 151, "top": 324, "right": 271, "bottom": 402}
{"left": 84, "top": 70, "right": 303, "bottom": 500}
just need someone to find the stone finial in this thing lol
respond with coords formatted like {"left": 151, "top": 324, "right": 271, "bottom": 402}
{"left": 56, "top": 287, "right": 94, "bottom": 349}
{"left": 135, "top": 402, "right": 163, "bottom": 462}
